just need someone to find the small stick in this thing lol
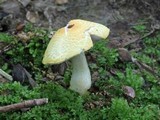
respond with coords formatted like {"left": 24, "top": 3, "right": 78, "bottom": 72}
{"left": 122, "top": 30, "right": 155, "bottom": 47}
{"left": 0, "top": 69, "right": 13, "bottom": 81}
{"left": 123, "top": 23, "right": 160, "bottom": 47}
{"left": 0, "top": 98, "right": 48, "bottom": 113}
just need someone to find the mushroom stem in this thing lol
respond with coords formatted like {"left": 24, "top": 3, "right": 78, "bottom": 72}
{"left": 70, "top": 51, "right": 91, "bottom": 95}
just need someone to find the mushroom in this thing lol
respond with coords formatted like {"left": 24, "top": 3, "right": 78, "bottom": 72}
{"left": 42, "top": 19, "right": 110, "bottom": 95}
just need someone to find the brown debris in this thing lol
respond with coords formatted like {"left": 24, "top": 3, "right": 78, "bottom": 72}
{"left": 118, "top": 48, "right": 132, "bottom": 62}
{"left": 107, "top": 39, "right": 122, "bottom": 49}
{"left": 17, "top": 32, "right": 34, "bottom": 43}
{"left": 117, "top": 48, "right": 159, "bottom": 78}
{"left": 16, "top": 22, "right": 25, "bottom": 32}
{"left": 12, "top": 64, "right": 37, "bottom": 88}
{"left": 91, "top": 71, "right": 99, "bottom": 82}
{"left": 122, "top": 86, "right": 135, "bottom": 98}
{"left": 0, "top": 75, "right": 8, "bottom": 83}
{"left": 120, "top": 34, "right": 140, "bottom": 47}
{"left": 133, "top": 60, "right": 158, "bottom": 77}
{"left": 120, "top": 22, "right": 160, "bottom": 47}
{"left": 26, "top": 11, "right": 39, "bottom": 23}
{"left": 51, "top": 62, "right": 67, "bottom": 75}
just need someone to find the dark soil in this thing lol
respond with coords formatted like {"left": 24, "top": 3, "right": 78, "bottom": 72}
{"left": 1, "top": 0, "right": 159, "bottom": 37}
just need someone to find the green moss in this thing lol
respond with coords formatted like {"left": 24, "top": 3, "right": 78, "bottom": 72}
{"left": 0, "top": 23, "right": 160, "bottom": 120}
{"left": 0, "top": 33, "right": 15, "bottom": 43}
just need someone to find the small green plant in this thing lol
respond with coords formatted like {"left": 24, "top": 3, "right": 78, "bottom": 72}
{"left": 132, "top": 20, "right": 149, "bottom": 34}
{"left": 0, "top": 24, "right": 50, "bottom": 81}
{"left": 0, "top": 82, "right": 87, "bottom": 120}
{"left": 0, "top": 82, "right": 40, "bottom": 104}
{"left": 107, "top": 98, "right": 159, "bottom": 120}
{"left": 0, "top": 33, "right": 15, "bottom": 43}
{"left": 108, "top": 98, "right": 132, "bottom": 119}
{"left": 90, "top": 40, "right": 119, "bottom": 68}
{"left": 133, "top": 24, "right": 147, "bottom": 33}
{"left": 6, "top": 31, "right": 49, "bottom": 67}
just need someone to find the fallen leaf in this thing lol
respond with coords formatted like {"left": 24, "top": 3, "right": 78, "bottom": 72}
{"left": 12, "top": 64, "right": 37, "bottom": 87}
{"left": 122, "top": 86, "right": 135, "bottom": 98}
{"left": 17, "top": 32, "right": 34, "bottom": 43}
{"left": 107, "top": 39, "right": 121, "bottom": 49}
{"left": 0, "top": 75, "right": 8, "bottom": 83}
{"left": 26, "top": 11, "right": 39, "bottom": 23}
{"left": 16, "top": 22, "right": 25, "bottom": 32}
{"left": 91, "top": 71, "right": 99, "bottom": 82}
{"left": 118, "top": 48, "right": 132, "bottom": 62}
{"left": 51, "top": 62, "right": 67, "bottom": 75}
{"left": 110, "top": 68, "right": 118, "bottom": 75}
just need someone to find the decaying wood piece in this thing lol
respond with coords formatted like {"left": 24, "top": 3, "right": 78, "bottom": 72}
{"left": 0, "top": 69, "right": 13, "bottom": 81}
{"left": 12, "top": 64, "right": 37, "bottom": 88}
{"left": 0, "top": 98, "right": 48, "bottom": 113}
{"left": 133, "top": 60, "right": 160, "bottom": 81}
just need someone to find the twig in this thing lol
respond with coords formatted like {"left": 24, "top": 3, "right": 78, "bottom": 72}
{"left": 0, "top": 98, "right": 48, "bottom": 113}
{"left": 123, "top": 24, "right": 159, "bottom": 47}
{"left": 135, "top": 60, "right": 157, "bottom": 75}
{"left": 0, "top": 44, "right": 12, "bottom": 54}
{"left": 0, "top": 69, "right": 13, "bottom": 81}
{"left": 23, "top": 67, "right": 37, "bottom": 87}
{"left": 132, "top": 58, "right": 160, "bottom": 80}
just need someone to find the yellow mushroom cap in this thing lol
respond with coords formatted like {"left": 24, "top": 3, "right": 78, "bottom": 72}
{"left": 42, "top": 19, "right": 110, "bottom": 64}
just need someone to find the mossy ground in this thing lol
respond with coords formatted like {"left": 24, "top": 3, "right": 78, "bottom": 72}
{"left": 0, "top": 23, "right": 160, "bottom": 120}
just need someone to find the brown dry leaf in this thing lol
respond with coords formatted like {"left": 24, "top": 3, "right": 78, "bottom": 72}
{"left": 55, "top": 0, "right": 68, "bottom": 4}
{"left": 122, "top": 86, "right": 135, "bottom": 98}
{"left": 46, "top": 72, "right": 56, "bottom": 80}
{"left": 118, "top": 48, "right": 132, "bottom": 62}
{"left": 46, "top": 68, "right": 56, "bottom": 80}
{"left": 91, "top": 71, "right": 99, "bottom": 82}
{"left": 135, "top": 60, "right": 157, "bottom": 75}
{"left": 16, "top": 23, "right": 25, "bottom": 32}
{"left": 12, "top": 64, "right": 37, "bottom": 88}
{"left": 17, "top": 32, "right": 34, "bottom": 43}
{"left": 107, "top": 39, "right": 122, "bottom": 49}
{"left": 0, "top": 42, "right": 7, "bottom": 49}
{"left": 26, "top": 11, "right": 39, "bottom": 23}
{"left": 110, "top": 68, "right": 118, "bottom": 75}
{"left": 121, "top": 34, "right": 140, "bottom": 47}
{"left": 51, "top": 62, "right": 67, "bottom": 75}
{"left": 0, "top": 75, "right": 8, "bottom": 83}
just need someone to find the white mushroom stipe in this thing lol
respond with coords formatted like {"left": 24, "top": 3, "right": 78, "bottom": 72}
{"left": 69, "top": 52, "right": 91, "bottom": 95}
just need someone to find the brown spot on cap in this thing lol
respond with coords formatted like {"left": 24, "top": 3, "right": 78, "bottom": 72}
{"left": 68, "top": 24, "right": 74, "bottom": 29}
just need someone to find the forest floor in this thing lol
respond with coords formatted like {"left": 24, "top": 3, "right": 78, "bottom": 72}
{"left": 0, "top": 0, "right": 160, "bottom": 119}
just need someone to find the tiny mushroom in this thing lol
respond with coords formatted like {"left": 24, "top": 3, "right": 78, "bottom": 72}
{"left": 42, "top": 19, "right": 110, "bottom": 95}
